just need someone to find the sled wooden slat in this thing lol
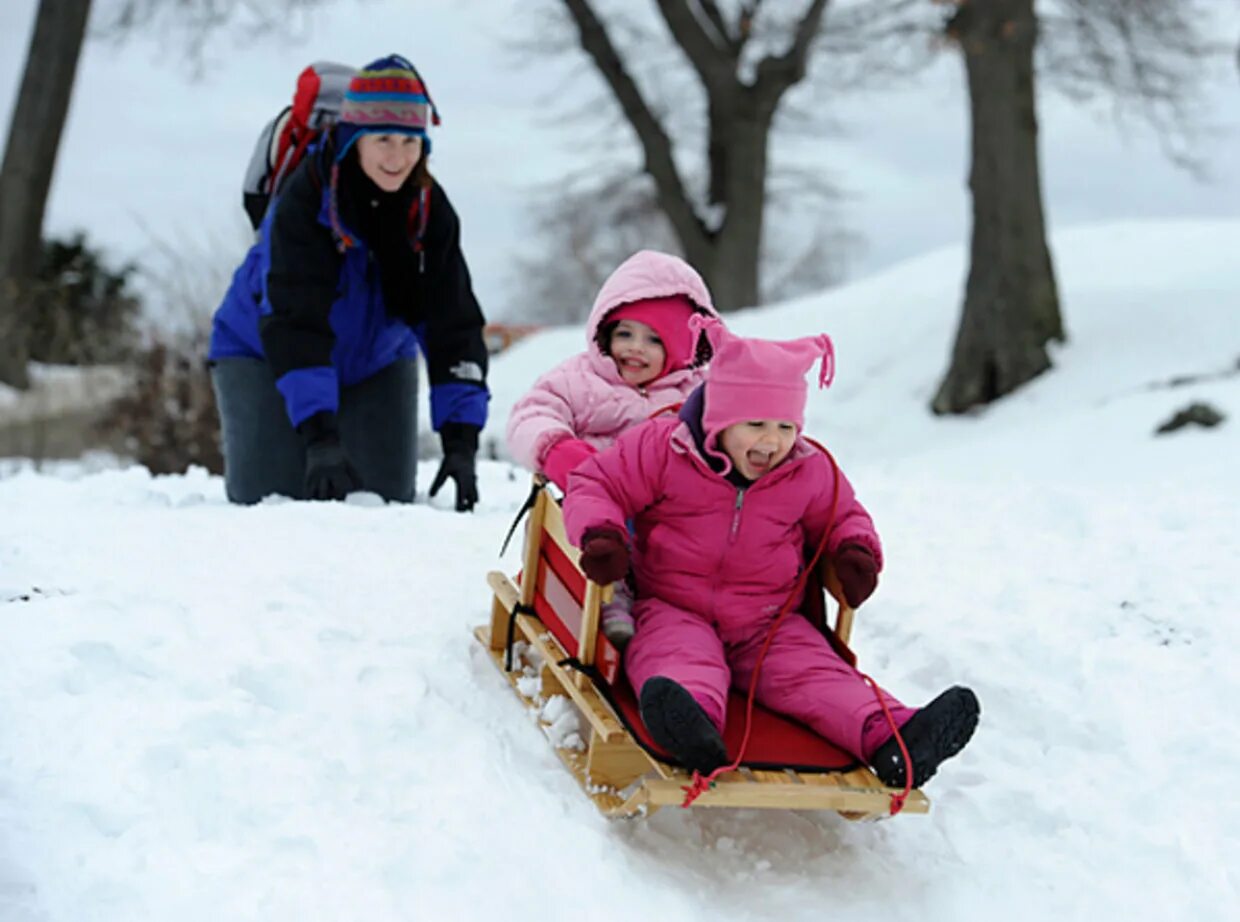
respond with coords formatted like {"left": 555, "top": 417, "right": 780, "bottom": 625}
{"left": 485, "top": 572, "right": 625, "bottom": 743}
{"left": 476, "top": 477, "right": 935, "bottom": 820}
{"left": 750, "top": 769, "right": 791, "bottom": 785}
{"left": 636, "top": 775, "right": 928, "bottom": 813}
{"left": 472, "top": 626, "right": 634, "bottom": 816}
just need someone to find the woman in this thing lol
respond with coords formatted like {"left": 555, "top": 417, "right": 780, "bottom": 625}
{"left": 209, "top": 55, "right": 488, "bottom": 509}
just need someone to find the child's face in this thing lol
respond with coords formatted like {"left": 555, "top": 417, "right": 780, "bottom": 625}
{"left": 719, "top": 420, "right": 797, "bottom": 479}
{"left": 609, "top": 320, "right": 667, "bottom": 387}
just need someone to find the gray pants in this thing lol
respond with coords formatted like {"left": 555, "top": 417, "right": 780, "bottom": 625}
{"left": 211, "top": 357, "right": 418, "bottom": 504}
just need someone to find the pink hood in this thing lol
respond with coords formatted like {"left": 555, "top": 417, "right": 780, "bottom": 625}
{"left": 506, "top": 251, "right": 719, "bottom": 473}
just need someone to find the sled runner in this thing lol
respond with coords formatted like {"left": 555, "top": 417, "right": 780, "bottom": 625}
{"left": 475, "top": 479, "right": 930, "bottom": 819}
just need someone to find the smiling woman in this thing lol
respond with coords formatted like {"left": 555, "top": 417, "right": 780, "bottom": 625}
{"left": 356, "top": 134, "right": 425, "bottom": 193}
{"left": 207, "top": 54, "right": 489, "bottom": 510}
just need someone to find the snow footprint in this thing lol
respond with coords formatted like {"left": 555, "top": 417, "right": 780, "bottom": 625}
{"left": 229, "top": 664, "right": 306, "bottom": 711}
{"left": 62, "top": 641, "right": 156, "bottom": 695}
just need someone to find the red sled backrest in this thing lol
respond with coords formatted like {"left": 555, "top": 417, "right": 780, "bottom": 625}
{"left": 518, "top": 488, "right": 621, "bottom": 685}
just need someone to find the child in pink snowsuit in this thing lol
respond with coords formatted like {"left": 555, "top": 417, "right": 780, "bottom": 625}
{"left": 562, "top": 319, "right": 979, "bottom": 787}
{"left": 507, "top": 250, "right": 719, "bottom": 646}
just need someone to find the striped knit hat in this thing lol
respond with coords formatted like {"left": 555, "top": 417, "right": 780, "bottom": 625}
{"left": 334, "top": 54, "right": 440, "bottom": 162}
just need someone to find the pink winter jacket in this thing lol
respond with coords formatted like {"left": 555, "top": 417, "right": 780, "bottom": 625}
{"left": 563, "top": 417, "right": 883, "bottom": 644}
{"left": 505, "top": 250, "right": 719, "bottom": 476}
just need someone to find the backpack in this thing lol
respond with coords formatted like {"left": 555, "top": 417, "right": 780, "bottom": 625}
{"left": 242, "top": 61, "right": 356, "bottom": 231}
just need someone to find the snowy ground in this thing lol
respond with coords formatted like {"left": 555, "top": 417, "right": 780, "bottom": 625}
{"left": 2, "top": 221, "right": 1238, "bottom": 921}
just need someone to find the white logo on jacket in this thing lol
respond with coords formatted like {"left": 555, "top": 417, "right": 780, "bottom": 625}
{"left": 450, "top": 361, "right": 484, "bottom": 382}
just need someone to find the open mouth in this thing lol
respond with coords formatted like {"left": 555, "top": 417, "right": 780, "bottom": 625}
{"left": 746, "top": 450, "right": 773, "bottom": 473}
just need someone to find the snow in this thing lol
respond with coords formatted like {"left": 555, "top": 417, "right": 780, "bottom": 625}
{"left": 0, "top": 364, "right": 130, "bottom": 426}
{"left": 2, "top": 219, "right": 1239, "bottom": 920}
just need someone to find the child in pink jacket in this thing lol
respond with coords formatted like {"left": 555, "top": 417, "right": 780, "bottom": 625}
{"left": 562, "top": 319, "right": 979, "bottom": 787}
{"left": 507, "top": 250, "right": 719, "bottom": 645}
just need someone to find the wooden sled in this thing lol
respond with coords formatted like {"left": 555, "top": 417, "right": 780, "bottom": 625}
{"left": 475, "top": 480, "right": 930, "bottom": 819}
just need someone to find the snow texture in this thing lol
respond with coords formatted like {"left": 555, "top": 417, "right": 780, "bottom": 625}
{"left": 1, "top": 221, "right": 1238, "bottom": 920}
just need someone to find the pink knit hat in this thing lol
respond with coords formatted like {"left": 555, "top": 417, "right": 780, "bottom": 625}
{"left": 605, "top": 295, "right": 699, "bottom": 377}
{"left": 693, "top": 316, "right": 835, "bottom": 466}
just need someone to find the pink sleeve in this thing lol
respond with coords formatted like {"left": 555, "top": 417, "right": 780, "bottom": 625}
{"left": 542, "top": 439, "right": 597, "bottom": 490}
{"left": 505, "top": 359, "right": 583, "bottom": 471}
{"left": 562, "top": 421, "right": 668, "bottom": 546}
{"left": 801, "top": 460, "right": 883, "bottom": 570}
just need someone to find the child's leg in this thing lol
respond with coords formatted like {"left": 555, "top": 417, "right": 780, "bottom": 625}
{"left": 625, "top": 601, "right": 731, "bottom": 774}
{"left": 625, "top": 601, "right": 729, "bottom": 730}
{"left": 728, "top": 615, "right": 915, "bottom": 762}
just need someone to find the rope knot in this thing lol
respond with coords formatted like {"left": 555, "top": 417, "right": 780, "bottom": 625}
{"left": 680, "top": 770, "right": 717, "bottom": 808}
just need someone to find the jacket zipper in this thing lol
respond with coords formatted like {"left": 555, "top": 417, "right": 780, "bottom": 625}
{"left": 729, "top": 487, "right": 746, "bottom": 543}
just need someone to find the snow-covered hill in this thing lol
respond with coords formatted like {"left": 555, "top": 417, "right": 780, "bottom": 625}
{"left": 1, "top": 221, "right": 1237, "bottom": 921}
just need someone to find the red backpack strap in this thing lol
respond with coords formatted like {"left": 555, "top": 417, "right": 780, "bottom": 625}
{"left": 290, "top": 65, "right": 322, "bottom": 130}
{"left": 270, "top": 66, "right": 327, "bottom": 196}
{"left": 406, "top": 184, "right": 433, "bottom": 271}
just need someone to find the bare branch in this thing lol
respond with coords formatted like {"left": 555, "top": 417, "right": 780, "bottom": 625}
{"left": 91, "top": 0, "right": 333, "bottom": 74}
{"left": 696, "top": 0, "right": 735, "bottom": 50}
{"left": 754, "top": 0, "right": 830, "bottom": 90}
{"left": 559, "top": 0, "right": 711, "bottom": 253}
{"left": 654, "top": 0, "right": 736, "bottom": 91}
{"left": 1038, "top": 0, "right": 1227, "bottom": 173}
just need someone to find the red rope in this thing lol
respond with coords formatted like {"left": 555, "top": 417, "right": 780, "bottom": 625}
{"left": 860, "top": 672, "right": 913, "bottom": 816}
{"left": 681, "top": 443, "right": 841, "bottom": 808}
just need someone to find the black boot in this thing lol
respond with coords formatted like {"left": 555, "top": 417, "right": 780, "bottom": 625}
{"left": 639, "top": 677, "right": 729, "bottom": 775}
{"left": 870, "top": 686, "right": 980, "bottom": 788}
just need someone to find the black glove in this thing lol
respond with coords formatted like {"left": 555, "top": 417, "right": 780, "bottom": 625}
{"left": 298, "top": 411, "right": 362, "bottom": 501}
{"left": 429, "top": 422, "right": 479, "bottom": 512}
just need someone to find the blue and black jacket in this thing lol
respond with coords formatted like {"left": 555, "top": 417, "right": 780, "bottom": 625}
{"left": 210, "top": 142, "right": 489, "bottom": 432}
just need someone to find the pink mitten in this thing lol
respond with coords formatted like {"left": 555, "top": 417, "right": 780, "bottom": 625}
{"left": 542, "top": 438, "right": 597, "bottom": 490}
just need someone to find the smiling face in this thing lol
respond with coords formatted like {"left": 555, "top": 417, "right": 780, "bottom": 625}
{"left": 718, "top": 420, "right": 797, "bottom": 479}
{"left": 608, "top": 319, "right": 667, "bottom": 387}
{"left": 355, "top": 133, "right": 424, "bottom": 192}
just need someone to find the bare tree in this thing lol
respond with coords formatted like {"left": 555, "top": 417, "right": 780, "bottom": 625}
{"left": 509, "top": 171, "right": 679, "bottom": 325}
{"left": 932, "top": 0, "right": 1222, "bottom": 415}
{"left": 548, "top": 0, "right": 923, "bottom": 313}
{"left": 0, "top": 0, "right": 92, "bottom": 389}
{"left": 510, "top": 159, "right": 860, "bottom": 323}
{"left": 0, "top": 0, "right": 329, "bottom": 390}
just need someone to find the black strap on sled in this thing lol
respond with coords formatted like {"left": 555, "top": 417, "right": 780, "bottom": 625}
{"left": 504, "top": 602, "right": 539, "bottom": 672}
{"left": 498, "top": 479, "right": 544, "bottom": 557}
{"left": 556, "top": 656, "right": 602, "bottom": 685}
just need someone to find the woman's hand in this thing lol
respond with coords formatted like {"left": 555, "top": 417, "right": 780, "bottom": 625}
{"left": 429, "top": 423, "right": 480, "bottom": 512}
{"left": 298, "top": 411, "right": 363, "bottom": 500}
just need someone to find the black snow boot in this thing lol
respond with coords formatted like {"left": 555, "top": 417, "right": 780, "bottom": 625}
{"left": 870, "top": 686, "right": 980, "bottom": 788}
{"left": 639, "top": 677, "right": 729, "bottom": 775}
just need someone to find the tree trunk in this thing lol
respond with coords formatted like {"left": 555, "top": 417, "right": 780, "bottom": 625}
{"left": 0, "top": 0, "right": 93, "bottom": 390}
{"left": 698, "top": 93, "right": 772, "bottom": 313}
{"left": 932, "top": 0, "right": 1063, "bottom": 415}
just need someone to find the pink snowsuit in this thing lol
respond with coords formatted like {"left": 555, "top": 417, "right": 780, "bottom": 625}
{"left": 505, "top": 250, "right": 718, "bottom": 479}
{"left": 562, "top": 415, "right": 914, "bottom": 762}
